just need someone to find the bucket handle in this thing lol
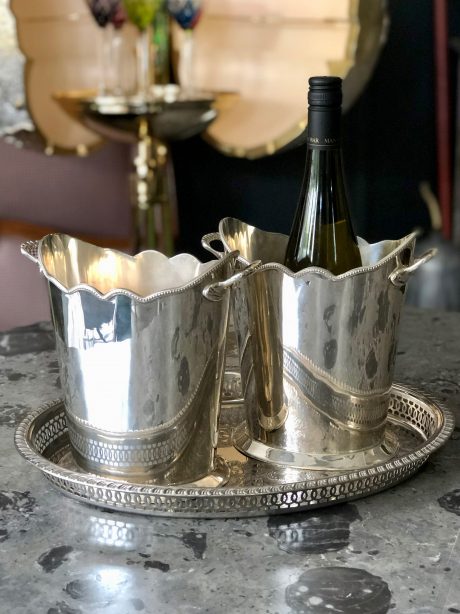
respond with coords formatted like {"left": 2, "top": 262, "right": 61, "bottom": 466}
{"left": 203, "top": 259, "right": 262, "bottom": 301}
{"left": 21, "top": 240, "right": 40, "bottom": 265}
{"left": 389, "top": 248, "right": 437, "bottom": 287}
{"left": 201, "top": 232, "right": 226, "bottom": 259}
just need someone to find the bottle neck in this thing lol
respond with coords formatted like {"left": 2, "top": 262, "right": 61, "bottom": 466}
{"left": 307, "top": 105, "right": 341, "bottom": 150}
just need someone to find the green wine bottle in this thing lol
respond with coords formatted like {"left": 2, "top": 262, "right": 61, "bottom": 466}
{"left": 284, "top": 76, "right": 362, "bottom": 275}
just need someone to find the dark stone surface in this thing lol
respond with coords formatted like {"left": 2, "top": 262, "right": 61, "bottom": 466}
{"left": 285, "top": 566, "right": 392, "bottom": 614}
{"left": 1, "top": 308, "right": 460, "bottom": 613}
{"left": 267, "top": 504, "right": 361, "bottom": 555}
{"left": 0, "top": 321, "right": 55, "bottom": 356}
{"left": 37, "top": 546, "right": 74, "bottom": 574}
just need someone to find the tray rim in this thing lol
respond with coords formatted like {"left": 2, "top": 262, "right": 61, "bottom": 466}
{"left": 14, "top": 383, "right": 455, "bottom": 502}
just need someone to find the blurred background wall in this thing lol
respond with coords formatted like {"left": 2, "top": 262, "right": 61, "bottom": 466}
{"left": 0, "top": 140, "right": 132, "bottom": 329}
{"left": 1, "top": 0, "right": 459, "bottom": 329}
{"left": 171, "top": 0, "right": 440, "bottom": 254}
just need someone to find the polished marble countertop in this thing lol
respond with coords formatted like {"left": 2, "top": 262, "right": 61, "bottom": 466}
{"left": 1, "top": 308, "right": 460, "bottom": 614}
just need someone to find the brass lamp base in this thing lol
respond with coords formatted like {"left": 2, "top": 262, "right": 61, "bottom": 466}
{"left": 54, "top": 85, "right": 217, "bottom": 254}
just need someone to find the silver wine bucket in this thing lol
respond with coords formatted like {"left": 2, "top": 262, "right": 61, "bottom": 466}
{"left": 203, "top": 218, "right": 436, "bottom": 471}
{"left": 21, "top": 235, "right": 256, "bottom": 485}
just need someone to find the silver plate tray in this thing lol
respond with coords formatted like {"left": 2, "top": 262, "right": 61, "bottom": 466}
{"left": 14, "top": 379, "right": 454, "bottom": 518}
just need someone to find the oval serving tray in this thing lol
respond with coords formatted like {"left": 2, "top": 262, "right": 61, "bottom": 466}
{"left": 14, "top": 380, "right": 454, "bottom": 518}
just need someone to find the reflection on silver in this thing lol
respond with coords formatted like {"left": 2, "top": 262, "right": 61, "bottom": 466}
{"left": 88, "top": 516, "right": 138, "bottom": 549}
{"left": 14, "top": 384, "right": 454, "bottom": 517}
{"left": 204, "top": 218, "right": 436, "bottom": 470}
{"left": 21, "top": 235, "right": 240, "bottom": 485}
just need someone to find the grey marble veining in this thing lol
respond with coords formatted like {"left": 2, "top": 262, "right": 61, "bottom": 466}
{"left": 1, "top": 308, "right": 460, "bottom": 614}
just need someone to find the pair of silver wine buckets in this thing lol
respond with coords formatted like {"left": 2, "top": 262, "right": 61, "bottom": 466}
{"left": 22, "top": 219, "right": 435, "bottom": 486}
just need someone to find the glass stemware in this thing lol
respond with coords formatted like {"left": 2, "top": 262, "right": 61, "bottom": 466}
{"left": 110, "top": 3, "right": 127, "bottom": 94}
{"left": 123, "top": 0, "right": 160, "bottom": 98}
{"left": 166, "top": 0, "right": 202, "bottom": 96}
{"left": 153, "top": 1, "right": 171, "bottom": 85}
{"left": 86, "top": 0, "right": 126, "bottom": 95}
{"left": 167, "top": 0, "right": 201, "bottom": 29}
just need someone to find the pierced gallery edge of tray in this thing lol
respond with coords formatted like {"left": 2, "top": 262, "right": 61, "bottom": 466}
{"left": 14, "top": 377, "right": 454, "bottom": 518}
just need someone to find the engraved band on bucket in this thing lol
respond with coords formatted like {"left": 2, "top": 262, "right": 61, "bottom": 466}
{"left": 283, "top": 347, "right": 390, "bottom": 431}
